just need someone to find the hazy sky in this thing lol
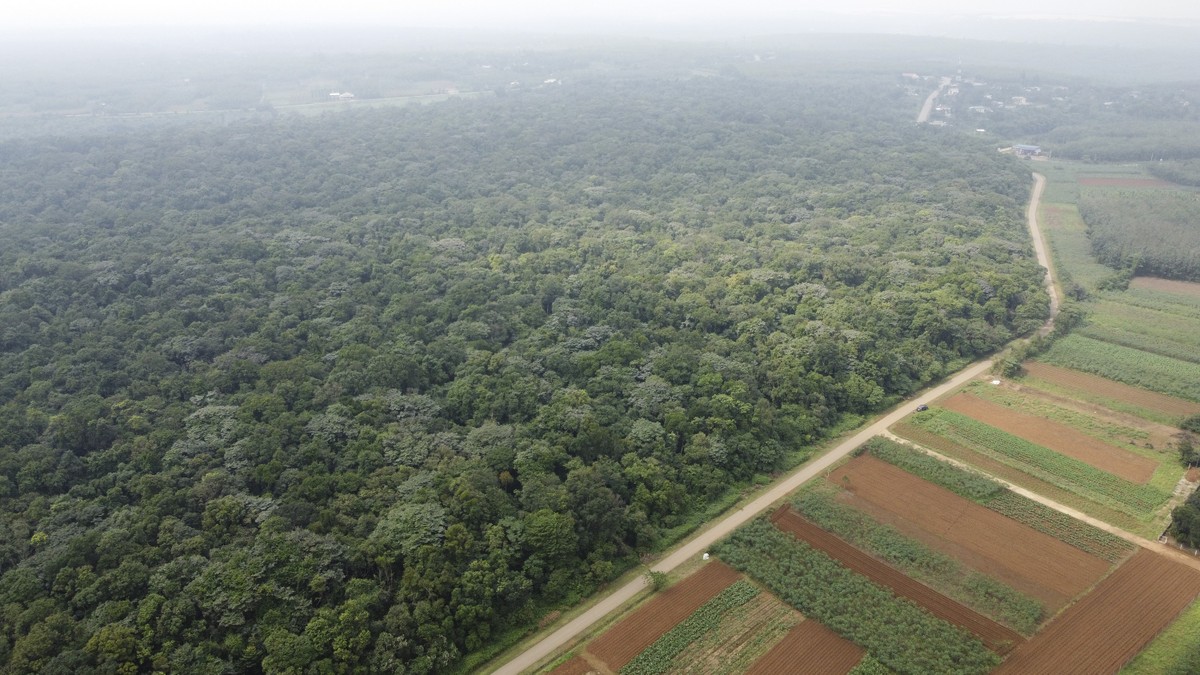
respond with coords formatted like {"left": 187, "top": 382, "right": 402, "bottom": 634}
{"left": 10, "top": 0, "right": 1200, "bottom": 29}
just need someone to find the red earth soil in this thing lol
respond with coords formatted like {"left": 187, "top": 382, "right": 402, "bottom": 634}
{"left": 1024, "top": 362, "right": 1200, "bottom": 418}
{"left": 941, "top": 393, "right": 1157, "bottom": 483}
{"left": 829, "top": 455, "right": 1111, "bottom": 611}
{"left": 1188, "top": 467, "right": 1200, "bottom": 483}
{"left": 770, "top": 507, "right": 1025, "bottom": 654}
{"left": 1077, "top": 177, "right": 1173, "bottom": 187}
{"left": 585, "top": 561, "right": 740, "bottom": 670}
{"left": 1130, "top": 276, "right": 1200, "bottom": 298}
{"left": 996, "top": 549, "right": 1200, "bottom": 675}
{"left": 746, "top": 619, "right": 864, "bottom": 675}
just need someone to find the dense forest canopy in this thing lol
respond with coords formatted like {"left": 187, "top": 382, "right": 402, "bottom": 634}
{"left": 0, "top": 55, "right": 1048, "bottom": 672}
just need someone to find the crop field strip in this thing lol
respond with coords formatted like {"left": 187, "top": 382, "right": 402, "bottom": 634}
{"left": 1039, "top": 335, "right": 1200, "bottom": 403}
{"left": 620, "top": 580, "right": 761, "bottom": 675}
{"left": 1129, "top": 276, "right": 1200, "bottom": 298}
{"left": 1084, "top": 297, "right": 1200, "bottom": 360}
{"left": 745, "top": 620, "right": 864, "bottom": 675}
{"left": 793, "top": 486, "right": 1045, "bottom": 634}
{"left": 717, "top": 519, "right": 1000, "bottom": 674}
{"left": 1114, "top": 285, "right": 1200, "bottom": 321}
{"left": 1037, "top": 202, "right": 1114, "bottom": 288}
{"left": 548, "top": 656, "right": 599, "bottom": 675}
{"left": 940, "top": 393, "right": 1157, "bottom": 483}
{"left": 964, "top": 380, "right": 1175, "bottom": 453}
{"left": 1077, "top": 177, "right": 1174, "bottom": 187}
{"left": 906, "top": 409, "right": 1171, "bottom": 515}
{"left": 869, "top": 436, "right": 1138, "bottom": 562}
{"left": 891, "top": 422, "right": 1152, "bottom": 534}
{"left": 1021, "top": 361, "right": 1200, "bottom": 424}
{"left": 582, "top": 561, "right": 740, "bottom": 671}
{"left": 828, "top": 455, "right": 1111, "bottom": 611}
{"left": 664, "top": 591, "right": 801, "bottom": 675}
{"left": 995, "top": 550, "right": 1200, "bottom": 675}
{"left": 769, "top": 507, "right": 1025, "bottom": 653}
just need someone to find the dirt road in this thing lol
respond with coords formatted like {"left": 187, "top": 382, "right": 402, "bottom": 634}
{"left": 1026, "top": 173, "right": 1058, "bottom": 335}
{"left": 916, "top": 77, "right": 950, "bottom": 124}
{"left": 491, "top": 174, "right": 1050, "bottom": 675}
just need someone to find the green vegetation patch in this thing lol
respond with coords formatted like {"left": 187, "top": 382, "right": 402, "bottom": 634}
{"left": 621, "top": 580, "right": 761, "bottom": 675}
{"left": 716, "top": 519, "right": 999, "bottom": 675}
{"left": 1080, "top": 187, "right": 1200, "bottom": 282}
{"left": 982, "top": 492, "right": 1135, "bottom": 563}
{"left": 907, "top": 409, "right": 1171, "bottom": 515}
{"left": 1079, "top": 300, "right": 1200, "bottom": 365}
{"left": 861, "top": 437, "right": 1003, "bottom": 501}
{"left": 793, "top": 487, "right": 1044, "bottom": 633}
{"left": 1040, "top": 335, "right": 1200, "bottom": 402}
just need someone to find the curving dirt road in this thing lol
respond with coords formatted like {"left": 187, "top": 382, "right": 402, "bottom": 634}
{"left": 1026, "top": 173, "right": 1058, "bottom": 335}
{"left": 490, "top": 172, "right": 1052, "bottom": 675}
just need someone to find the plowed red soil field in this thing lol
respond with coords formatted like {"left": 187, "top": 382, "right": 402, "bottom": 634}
{"left": 996, "top": 549, "right": 1200, "bottom": 674}
{"left": 585, "top": 561, "right": 740, "bottom": 670}
{"left": 770, "top": 507, "right": 1024, "bottom": 653}
{"left": 941, "top": 393, "right": 1157, "bottom": 483}
{"left": 830, "top": 456, "right": 1110, "bottom": 611}
{"left": 1024, "top": 362, "right": 1200, "bottom": 417}
{"left": 1131, "top": 276, "right": 1200, "bottom": 298}
{"left": 746, "top": 620, "right": 864, "bottom": 675}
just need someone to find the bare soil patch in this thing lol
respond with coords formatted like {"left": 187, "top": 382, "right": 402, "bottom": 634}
{"left": 771, "top": 507, "right": 1024, "bottom": 653}
{"left": 1188, "top": 468, "right": 1200, "bottom": 483}
{"left": 1024, "top": 362, "right": 1200, "bottom": 418}
{"left": 549, "top": 655, "right": 605, "bottom": 675}
{"left": 673, "top": 592, "right": 799, "bottom": 674}
{"left": 996, "top": 549, "right": 1200, "bottom": 674}
{"left": 941, "top": 393, "right": 1157, "bottom": 483}
{"left": 1131, "top": 276, "right": 1200, "bottom": 298}
{"left": 746, "top": 620, "right": 864, "bottom": 675}
{"left": 586, "top": 561, "right": 740, "bottom": 670}
{"left": 829, "top": 456, "right": 1110, "bottom": 611}
{"left": 1078, "top": 177, "right": 1173, "bottom": 187}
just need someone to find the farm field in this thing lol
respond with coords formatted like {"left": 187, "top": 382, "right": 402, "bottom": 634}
{"left": 717, "top": 519, "right": 1000, "bottom": 674}
{"left": 770, "top": 507, "right": 1025, "bottom": 653}
{"left": 1121, "top": 597, "right": 1200, "bottom": 674}
{"left": 940, "top": 392, "right": 1157, "bottom": 483}
{"left": 893, "top": 420, "right": 1155, "bottom": 535}
{"left": 580, "top": 561, "right": 739, "bottom": 671}
{"left": 961, "top": 379, "right": 1179, "bottom": 455}
{"left": 1077, "top": 177, "right": 1174, "bottom": 187}
{"left": 827, "top": 454, "right": 1112, "bottom": 611}
{"left": 1078, "top": 299, "right": 1200, "bottom": 365}
{"left": 1039, "top": 335, "right": 1200, "bottom": 403}
{"left": 663, "top": 591, "right": 801, "bottom": 674}
{"left": 1021, "top": 361, "right": 1200, "bottom": 424}
{"left": 1130, "top": 276, "right": 1200, "bottom": 297}
{"left": 899, "top": 408, "right": 1171, "bottom": 517}
{"left": 793, "top": 486, "right": 1044, "bottom": 634}
{"left": 995, "top": 550, "right": 1200, "bottom": 675}
{"left": 745, "top": 621, "right": 864, "bottom": 675}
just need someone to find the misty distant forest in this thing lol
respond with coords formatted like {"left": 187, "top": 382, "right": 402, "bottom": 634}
{"left": 0, "top": 30, "right": 1197, "bottom": 674}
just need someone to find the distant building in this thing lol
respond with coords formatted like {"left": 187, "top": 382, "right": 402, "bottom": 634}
{"left": 1014, "top": 144, "right": 1042, "bottom": 157}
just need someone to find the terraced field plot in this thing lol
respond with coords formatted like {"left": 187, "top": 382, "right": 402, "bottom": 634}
{"left": 941, "top": 392, "right": 1157, "bottom": 483}
{"left": 770, "top": 506, "right": 1024, "bottom": 653}
{"left": 829, "top": 455, "right": 1111, "bottom": 610}
{"left": 746, "top": 621, "right": 863, "bottom": 675}
{"left": 996, "top": 550, "right": 1200, "bottom": 675}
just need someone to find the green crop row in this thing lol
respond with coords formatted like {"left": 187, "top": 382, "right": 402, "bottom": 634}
{"left": 716, "top": 519, "right": 999, "bottom": 675}
{"left": 1039, "top": 335, "right": 1200, "bottom": 402}
{"left": 621, "top": 580, "right": 761, "bottom": 675}
{"left": 910, "top": 410, "right": 1170, "bottom": 515}
{"left": 793, "top": 488, "right": 1043, "bottom": 634}
{"left": 1118, "top": 286, "right": 1200, "bottom": 317}
{"left": 861, "top": 437, "right": 1004, "bottom": 501}
{"left": 981, "top": 492, "right": 1135, "bottom": 563}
